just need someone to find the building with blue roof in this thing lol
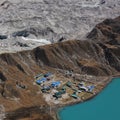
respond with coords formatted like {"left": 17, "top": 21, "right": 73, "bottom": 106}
{"left": 87, "top": 85, "right": 95, "bottom": 92}
{"left": 36, "top": 77, "right": 47, "bottom": 85}
{"left": 51, "top": 81, "right": 61, "bottom": 88}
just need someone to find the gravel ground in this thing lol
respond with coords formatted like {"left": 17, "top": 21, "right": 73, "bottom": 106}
{"left": 0, "top": 0, "right": 120, "bottom": 53}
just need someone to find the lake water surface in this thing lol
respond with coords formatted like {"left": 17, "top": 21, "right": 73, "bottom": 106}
{"left": 59, "top": 78, "right": 120, "bottom": 120}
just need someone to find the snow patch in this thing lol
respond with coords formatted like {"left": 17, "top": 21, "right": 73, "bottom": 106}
{"left": 22, "top": 37, "right": 51, "bottom": 45}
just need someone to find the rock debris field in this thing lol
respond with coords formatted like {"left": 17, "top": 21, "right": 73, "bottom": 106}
{"left": 0, "top": 0, "right": 120, "bottom": 53}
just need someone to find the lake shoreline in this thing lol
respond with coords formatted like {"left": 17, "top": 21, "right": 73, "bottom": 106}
{"left": 55, "top": 75, "right": 119, "bottom": 120}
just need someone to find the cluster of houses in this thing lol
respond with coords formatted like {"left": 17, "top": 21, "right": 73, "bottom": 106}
{"left": 35, "top": 72, "right": 61, "bottom": 94}
{"left": 65, "top": 81, "right": 95, "bottom": 99}
{"left": 66, "top": 81, "right": 94, "bottom": 92}
{"left": 34, "top": 72, "right": 95, "bottom": 100}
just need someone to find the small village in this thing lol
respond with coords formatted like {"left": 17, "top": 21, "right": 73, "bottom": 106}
{"left": 34, "top": 71, "right": 98, "bottom": 105}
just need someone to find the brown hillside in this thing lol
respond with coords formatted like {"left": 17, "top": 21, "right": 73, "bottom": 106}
{"left": 0, "top": 16, "right": 120, "bottom": 119}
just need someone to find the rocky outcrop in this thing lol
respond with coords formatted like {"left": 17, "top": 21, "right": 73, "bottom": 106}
{"left": 87, "top": 16, "right": 120, "bottom": 73}
{"left": 87, "top": 16, "right": 120, "bottom": 44}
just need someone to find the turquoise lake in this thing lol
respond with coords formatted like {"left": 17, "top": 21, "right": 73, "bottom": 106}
{"left": 59, "top": 78, "right": 120, "bottom": 120}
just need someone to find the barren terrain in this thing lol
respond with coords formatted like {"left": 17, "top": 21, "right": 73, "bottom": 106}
{"left": 0, "top": 0, "right": 120, "bottom": 53}
{"left": 0, "top": 0, "right": 120, "bottom": 120}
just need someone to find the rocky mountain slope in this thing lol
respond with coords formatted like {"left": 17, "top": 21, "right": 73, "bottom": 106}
{"left": 0, "top": 1, "right": 120, "bottom": 119}
{"left": 87, "top": 16, "right": 120, "bottom": 72}
{"left": 0, "top": 16, "right": 120, "bottom": 119}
